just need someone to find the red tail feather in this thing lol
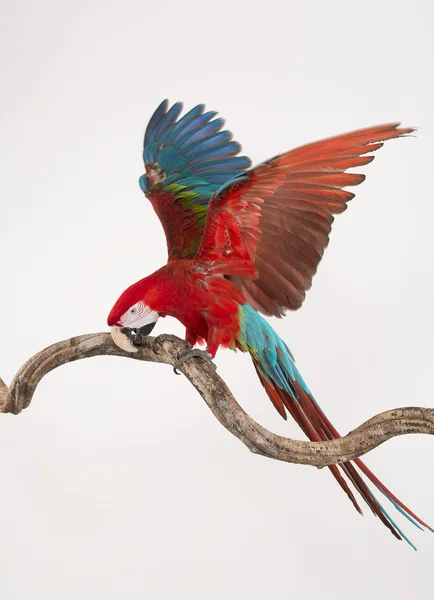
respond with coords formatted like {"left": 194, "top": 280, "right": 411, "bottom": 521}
{"left": 253, "top": 359, "right": 431, "bottom": 541}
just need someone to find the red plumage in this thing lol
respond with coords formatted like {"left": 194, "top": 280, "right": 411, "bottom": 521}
{"left": 108, "top": 102, "right": 429, "bottom": 546}
{"left": 198, "top": 123, "right": 414, "bottom": 316}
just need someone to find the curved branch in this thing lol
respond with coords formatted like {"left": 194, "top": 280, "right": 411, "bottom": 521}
{"left": 0, "top": 333, "right": 433, "bottom": 467}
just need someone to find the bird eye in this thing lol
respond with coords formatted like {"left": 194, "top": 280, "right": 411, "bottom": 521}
{"left": 130, "top": 307, "right": 136, "bottom": 315}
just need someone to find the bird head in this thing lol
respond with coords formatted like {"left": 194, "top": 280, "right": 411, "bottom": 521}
{"left": 107, "top": 277, "right": 160, "bottom": 353}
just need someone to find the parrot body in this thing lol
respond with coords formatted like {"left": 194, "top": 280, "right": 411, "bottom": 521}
{"left": 108, "top": 100, "right": 431, "bottom": 547}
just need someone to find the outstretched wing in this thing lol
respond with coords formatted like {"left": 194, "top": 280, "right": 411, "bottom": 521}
{"left": 196, "top": 123, "right": 414, "bottom": 316}
{"left": 139, "top": 100, "right": 251, "bottom": 260}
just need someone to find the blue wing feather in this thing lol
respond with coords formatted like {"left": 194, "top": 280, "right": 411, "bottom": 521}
{"left": 141, "top": 100, "right": 252, "bottom": 209}
{"left": 144, "top": 99, "right": 169, "bottom": 145}
{"left": 192, "top": 157, "right": 252, "bottom": 173}
{"left": 164, "top": 105, "right": 206, "bottom": 145}
{"left": 188, "top": 142, "right": 242, "bottom": 165}
{"left": 152, "top": 102, "right": 183, "bottom": 143}
{"left": 176, "top": 114, "right": 222, "bottom": 149}
{"left": 183, "top": 130, "right": 233, "bottom": 157}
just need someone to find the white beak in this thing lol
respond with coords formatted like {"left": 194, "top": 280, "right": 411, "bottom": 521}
{"left": 110, "top": 326, "right": 139, "bottom": 353}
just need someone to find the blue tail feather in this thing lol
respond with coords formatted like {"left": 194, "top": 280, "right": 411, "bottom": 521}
{"left": 238, "top": 302, "right": 429, "bottom": 548}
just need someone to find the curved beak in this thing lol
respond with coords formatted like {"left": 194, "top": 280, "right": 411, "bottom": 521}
{"left": 110, "top": 321, "right": 157, "bottom": 353}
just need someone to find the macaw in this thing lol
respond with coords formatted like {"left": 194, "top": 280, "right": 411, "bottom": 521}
{"left": 108, "top": 100, "right": 431, "bottom": 548}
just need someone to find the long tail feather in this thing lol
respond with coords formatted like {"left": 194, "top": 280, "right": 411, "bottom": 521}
{"left": 253, "top": 362, "right": 363, "bottom": 514}
{"left": 238, "top": 303, "right": 431, "bottom": 548}
{"left": 312, "top": 401, "right": 433, "bottom": 532}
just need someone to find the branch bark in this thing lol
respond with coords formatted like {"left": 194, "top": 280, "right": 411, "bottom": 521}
{"left": 0, "top": 333, "right": 433, "bottom": 468}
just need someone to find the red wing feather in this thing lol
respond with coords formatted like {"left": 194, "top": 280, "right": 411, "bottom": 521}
{"left": 197, "top": 123, "right": 414, "bottom": 316}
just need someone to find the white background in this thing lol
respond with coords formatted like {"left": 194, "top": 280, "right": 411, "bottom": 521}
{"left": 1, "top": 0, "right": 433, "bottom": 598}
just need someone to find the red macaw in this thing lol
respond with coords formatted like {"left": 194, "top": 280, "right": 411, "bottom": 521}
{"left": 108, "top": 100, "right": 431, "bottom": 548}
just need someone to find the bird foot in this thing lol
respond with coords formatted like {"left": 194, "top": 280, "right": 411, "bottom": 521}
{"left": 149, "top": 335, "right": 216, "bottom": 375}
{"left": 150, "top": 334, "right": 184, "bottom": 354}
{"left": 173, "top": 348, "right": 216, "bottom": 375}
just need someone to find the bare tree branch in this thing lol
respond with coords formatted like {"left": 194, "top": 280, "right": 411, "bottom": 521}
{"left": 0, "top": 333, "right": 433, "bottom": 468}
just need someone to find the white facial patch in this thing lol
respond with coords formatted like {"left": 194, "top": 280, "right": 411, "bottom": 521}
{"left": 135, "top": 309, "right": 159, "bottom": 329}
{"left": 120, "top": 302, "right": 158, "bottom": 329}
